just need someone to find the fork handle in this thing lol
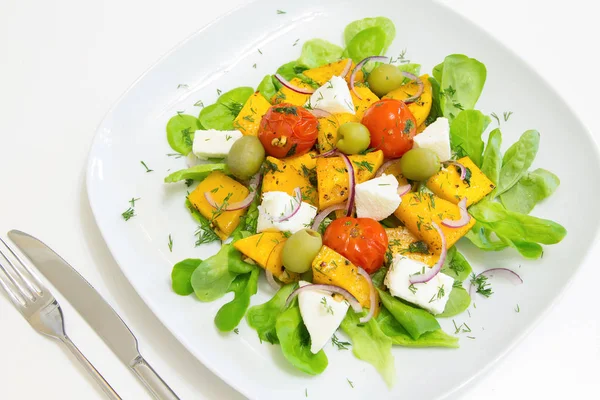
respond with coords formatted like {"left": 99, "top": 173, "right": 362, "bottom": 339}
{"left": 130, "top": 355, "right": 179, "bottom": 400}
{"left": 60, "top": 336, "right": 122, "bottom": 400}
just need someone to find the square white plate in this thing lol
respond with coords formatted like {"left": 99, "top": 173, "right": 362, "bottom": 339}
{"left": 86, "top": 0, "right": 600, "bottom": 398}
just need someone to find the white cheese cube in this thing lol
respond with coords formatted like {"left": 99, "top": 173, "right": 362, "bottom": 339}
{"left": 355, "top": 174, "right": 402, "bottom": 221}
{"left": 384, "top": 255, "right": 454, "bottom": 315}
{"left": 257, "top": 191, "right": 318, "bottom": 234}
{"left": 412, "top": 117, "right": 451, "bottom": 161}
{"left": 306, "top": 76, "right": 355, "bottom": 115}
{"left": 192, "top": 129, "right": 243, "bottom": 160}
{"left": 298, "top": 281, "right": 349, "bottom": 353}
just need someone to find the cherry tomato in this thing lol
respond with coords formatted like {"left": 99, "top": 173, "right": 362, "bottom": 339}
{"left": 361, "top": 98, "right": 417, "bottom": 158}
{"left": 257, "top": 103, "right": 319, "bottom": 158}
{"left": 323, "top": 217, "right": 389, "bottom": 274}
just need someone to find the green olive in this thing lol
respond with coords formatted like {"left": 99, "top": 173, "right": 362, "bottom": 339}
{"left": 282, "top": 229, "right": 323, "bottom": 273}
{"left": 367, "top": 64, "right": 404, "bottom": 97}
{"left": 399, "top": 148, "right": 441, "bottom": 181}
{"left": 227, "top": 136, "right": 265, "bottom": 180}
{"left": 336, "top": 122, "right": 371, "bottom": 155}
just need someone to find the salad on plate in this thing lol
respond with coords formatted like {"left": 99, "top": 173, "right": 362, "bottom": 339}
{"left": 159, "top": 16, "right": 566, "bottom": 386}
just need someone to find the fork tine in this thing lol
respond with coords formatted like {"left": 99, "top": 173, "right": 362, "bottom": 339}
{"left": 0, "top": 256, "right": 27, "bottom": 307}
{"left": 0, "top": 239, "right": 37, "bottom": 302}
{"left": 0, "top": 237, "right": 43, "bottom": 295}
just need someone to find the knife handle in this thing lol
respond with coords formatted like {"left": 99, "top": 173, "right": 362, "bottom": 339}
{"left": 131, "top": 355, "right": 179, "bottom": 400}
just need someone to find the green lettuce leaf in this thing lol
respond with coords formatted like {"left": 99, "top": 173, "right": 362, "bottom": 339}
{"left": 166, "top": 114, "right": 201, "bottom": 155}
{"left": 500, "top": 168, "right": 559, "bottom": 214}
{"left": 465, "top": 221, "right": 508, "bottom": 251}
{"left": 438, "top": 286, "right": 471, "bottom": 318}
{"left": 441, "top": 247, "right": 472, "bottom": 282}
{"left": 256, "top": 74, "right": 278, "bottom": 101}
{"left": 199, "top": 87, "right": 254, "bottom": 130}
{"left": 494, "top": 130, "right": 540, "bottom": 197}
{"left": 481, "top": 128, "right": 503, "bottom": 185}
{"left": 171, "top": 258, "right": 202, "bottom": 296}
{"left": 297, "top": 39, "right": 343, "bottom": 68}
{"left": 344, "top": 17, "right": 396, "bottom": 53}
{"left": 377, "top": 308, "right": 459, "bottom": 348}
{"left": 214, "top": 267, "right": 259, "bottom": 332}
{"left": 344, "top": 27, "right": 386, "bottom": 63}
{"left": 164, "top": 163, "right": 228, "bottom": 183}
{"left": 246, "top": 283, "right": 296, "bottom": 344}
{"left": 449, "top": 110, "right": 491, "bottom": 166}
{"left": 275, "top": 61, "right": 308, "bottom": 81}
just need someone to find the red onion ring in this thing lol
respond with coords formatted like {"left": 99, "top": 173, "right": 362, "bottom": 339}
{"left": 442, "top": 197, "right": 471, "bottom": 228}
{"left": 316, "top": 149, "right": 339, "bottom": 158}
{"left": 265, "top": 270, "right": 281, "bottom": 290}
{"left": 397, "top": 184, "right": 412, "bottom": 197}
{"left": 274, "top": 187, "right": 303, "bottom": 222}
{"left": 311, "top": 203, "right": 346, "bottom": 231}
{"left": 309, "top": 108, "right": 334, "bottom": 119}
{"left": 469, "top": 268, "right": 523, "bottom": 296}
{"left": 401, "top": 71, "right": 425, "bottom": 104}
{"left": 350, "top": 56, "right": 389, "bottom": 99}
{"left": 274, "top": 73, "right": 315, "bottom": 95}
{"left": 285, "top": 283, "right": 363, "bottom": 313}
{"left": 338, "top": 153, "right": 356, "bottom": 217}
{"left": 409, "top": 222, "right": 447, "bottom": 284}
{"left": 340, "top": 59, "right": 353, "bottom": 79}
{"left": 204, "top": 172, "right": 262, "bottom": 211}
{"left": 375, "top": 159, "right": 399, "bottom": 178}
{"left": 357, "top": 267, "right": 376, "bottom": 323}
{"left": 444, "top": 161, "right": 467, "bottom": 180}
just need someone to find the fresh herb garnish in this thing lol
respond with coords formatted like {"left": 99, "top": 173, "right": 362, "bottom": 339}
{"left": 470, "top": 273, "right": 493, "bottom": 298}
{"left": 403, "top": 119, "right": 415, "bottom": 134}
{"left": 352, "top": 160, "right": 374, "bottom": 173}
{"left": 185, "top": 179, "right": 193, "bottom": 187}
{"left": 503, "top": 111, "right": 513, "bottom": 121}
{"left": 331, "top": 334, "right": 351, "bottom": 350}
{"left": 429, "top": 285, "right": 445, "bottom": 303}
{"left": 273, "top": 105, "right": 298, "bottom": 116}
{"left": 321, "top": 297, "right": 334, "bottom": 315}
{"left": 252, "top": 63, "right": 257, "bottom": 69}
{"left": 122, "top": 208, "right": 135, "bottom": 221}
{"left": 234, "top": 328, "right": 239, "bottom": 334}
{"left": 140, "top": 161, "right": 153, "bottom": 173}
{"left": 408, "top": 283, "right": 418, "bottom": 295}
{"left": 277, "top": 9, "right": 286, "bottom": 14}
{"left": 286, "top": 143, "right": 298, "bottom": 157}
{"left": 129, "top": 197, "right": 140, "bottom": 207}
{"left": 408, "top": 240, "right": 428, "bottom": 254}
{"left": 177, "top": 84, "right": 189, "bottom": 89}
{"left": 167, "top": 153, "right": 183, "bottom": 159}
{"left": 264, "top": 159, "right": 282, "bottom": 174}
{"left": 216, "top": 88, "right": 222, "bottom": 95}
{"left": 194, "top": 100, "right": 204, "bottom": 108}
{"left": 515, "top": 304, "right": 520, "bottom": 313}
{"left": 168, "top": 234, "right": 173, "bottom": 252}
{"left": 195, "top": 218, "right": 220, "bottom": 246}
{"left": 347, "top": 378, "right": 354, "bottom": 388}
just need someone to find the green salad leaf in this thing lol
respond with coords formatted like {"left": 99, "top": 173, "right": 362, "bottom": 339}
{"left": 500, "top": 168, "right": 559, "bottom": 214}
{"left": 256, "top": 75, "right": 278, "bottom": 101}
{"left": 449, "top": 110, "right": 491, "bottom": 166}
{"left": 494, "top": 130, "right": 540, "bottom": 197}
{"left": 441, "top": 247, "right": 472, "bottom": 282}
{"left": 164, "top": 163, "right": 228, "bottom": 183}
{"left": 465, "top": 221, "right": 508, "bottom": 251}
{"left": 376, "top": 288, "right": 440, "bottom": 340}
{"left": 297, "top": 39, "right": 343, "bottom": 69}
{"left": 344, "top": 17, "right": 396, "bottom": 53}
{"left": 341, "top": 310, "right": 395, "bottom": 388}
{"left": 214, "top": 267, "right": 259, "bottom": 332}
{"left": 166, "top": 114, "right": 201, "bottom": 155}
{"left": 199, "top": 87, "right": 254, "bottom": 130}
{"left": 435, "top": 54, "right": 487, "bottom": 120}
{"left": 398, "top": 63, "right": 421, "bottom": 80}
{"left": 377, "top": 308, "right": 459, "bottom": 348}
{"left": 246, "top": 283, "right": 297, "bottom": 344}
{"left": 344, "top": 26, "right": 387, "bottom": 63}
{"left": 191, "top": 244, "right": 244, "bottom": 301}
{"left": 481, "top": 128, "right": 503, "bottom": 185}
{"left": 438, "top": 286, "right": 471, "bottom": 318}
{"left": 500, "top": 237, "right": 544, "bottom": 259}
{"left": 276, "top": 61, "right": 309, "bottom": 81}
{"left": 171, "top": 258, "right": 202, "bottom": 296}
{"left": 426, "top": 77, "right": 443, "bottom": 125}
{"left": 275, "top": 300, "right": 328, "bottom": 375}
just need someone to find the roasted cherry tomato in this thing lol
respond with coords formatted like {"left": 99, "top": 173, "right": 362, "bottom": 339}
{"left": 323, "top": 217, "right": 389, "bottom": 274}
{"left": 257, "top": 103, "right": 319, "bottom": 158}
{"left": 361, "top": 98, "right": 417, "bottom": 158}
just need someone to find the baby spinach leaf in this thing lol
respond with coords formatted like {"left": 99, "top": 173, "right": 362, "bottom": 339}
{"left": 377, "top": 308, "right": 459, "bottom": 348}
{"left": 481, "top": 128, "right": 503, "bottom": 185}
{"left": 246, "top": 283, "right": 297, "bottom": 344}
{"left": 426, "top": 77, "right": 443, "bottom": 125}
{"left": 449, "top": 110, "right": 491, "bottom": 166}
{"left": 494, "top": 130, "right": 540, "bottom": 197}
{"left": 275, "top": 301, "right": 328, "bottom": 375}
{"left": 438, "top": 286, "right": 470, "bottom": 318}
{"left": 465, "top": 221, "right": 509, "bottom": 251}
{"left": 256, "top": 75, "right": 278, "bottom": 102}
{"left": 164, "top": 163, "right": 228, "bottom": 183}
{"left": 499, "top": 237, "right": 544, "bottom": 259}
{"left": 343, "top": 17, "right": 396, "bottom": 53}
{"left": 376, "top": 288, "right": 440, "bottom": 340}
{"left": 500, "top": 168, "right": 560, "bottom": 214}
{"left": 191, "top": 244, "right": 239, "bottom": 302}
{"left": 344, "top": 26, "right": 387, "bottom": 63}
{"left": 171, "top": 258, "right": 202, "bottom": 296}
{"left": 214, "top": 267, "right": 259, "bottom": 332}
{"left": 199, "top": 87, "right": 254, "bottom": 130}
{"left": 441, "top": 247, "right": 472, "bottom": 282}
{"left": 341, "top": 310, "right": 395, "bottom": 388}
{"left": 166, "top": 114, "right": 201, "bottom": 154}
{"left": 297, "top": 39, "right": 343, "bottom": 69}
{"left": 276, "top": 61, "right": 308, "bottom": 81}
{"left": 436, "top": 54, "right": 487, "bottom": 119}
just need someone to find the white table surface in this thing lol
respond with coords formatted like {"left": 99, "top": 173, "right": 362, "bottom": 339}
{"left": 1, "top": 0, "right": 598, "bottom": 398}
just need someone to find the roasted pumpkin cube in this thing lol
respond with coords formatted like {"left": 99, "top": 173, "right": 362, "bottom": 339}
{"left": 232, "top": 92, "right": 272, "bottom": 136}
{"left": 233, "top": 232, "right": 299, "bottom": 283}
{"left": 317, "top": 113, "right": 359, "bottom": 153}
{"left": 351, "top": 85, "right": 379, "bottom": 120}
{"left": 271, "top": 77, "right": 313, "bottom": 106}
{"left": 384, "top": 74, "right": 432, "bottom": 126}
{"left": 261, "top": 152, "right": 318, "bottom": 206}
{"left": 312, "top": 245, "right": 376, "bottom": 308}
{"left": 380, "top": 160, "right": 409, "bottom": 187}
{"left": 188, "top": 171, "right": 248, "bottom": 240}
{"left": 303, "top": 58, "right": 364, "bottom": 86}
{"left": 426, "top": 156, "right": 495, "bottom": 206}
{"left": 385, "top": 227, "right": 437, "bottom": 266}
{"left": 316, "top": 150, "right": 384, "bottom": 209}
{"left": 394, "top": 192, "right": 476, "bottom": 254}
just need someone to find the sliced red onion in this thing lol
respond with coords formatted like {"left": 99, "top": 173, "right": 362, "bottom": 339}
{"left": 444, "top": 161, "right": 467, "bottom": 180}
{"left": 274, "top": 73, "right": 315, "bottom": 95}
{"left": 357, "top": 267, "right": 376, "bottom": 323}
{"left": 442, "top": 197, "right": 471, "bottom": 228}
{"left": 311, "top": 203, "right": 346, "bottom": 231}
{"left": 469, "top": 268, "right": 523, "bottom": 296}
{"left": 309, "top": 108, "right": 334, "bottom": 119}
{"left": 285, "top": 283, "right": 363, "bottom": 313}
{"left": 340, "top": 59, "right": 353, "bottom": 79}
{"left": 204, "top": 172, "right": 261, "bottom": 211}
{"left": 316, "top": 149, "right": 339, "bottom": 158}
{"left": 274, "top": 187, "right": 302, "bottom": 222}
{"left": 401, "top": 71, "right": 425, "bottom": 103}
{"left": 338, "top": 153, "right": 356, "bottom": 217}
{"left": 375, "top": 159, "right": 399, "bottom": 178}
{"left": 409, "top": 222, "right": 447, "bottom": 284}
{"left": 265, "top": 270, "right": 281, "bottom": 290}
{"left": 397, "top": 184, "right": 412, "bottom": 197}
{"left": 350, "top": 56, "right": 389, "bottom": 99}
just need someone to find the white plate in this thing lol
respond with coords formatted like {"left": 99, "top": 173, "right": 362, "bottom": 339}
{"left": 86, "top": 0, "right": 600, "bottom": 399}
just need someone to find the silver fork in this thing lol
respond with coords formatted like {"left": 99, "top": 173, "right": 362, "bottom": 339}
{"left": 0, "top": 237, "right": 121, "bottom": 399}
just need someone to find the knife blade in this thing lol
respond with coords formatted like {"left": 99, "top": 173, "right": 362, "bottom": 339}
{"left": 8, "top": 229, "right": 179, "bottom": 400}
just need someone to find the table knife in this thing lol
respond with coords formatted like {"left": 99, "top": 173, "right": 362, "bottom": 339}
{"left": 8, "top": 230, "right": 179, "bottom": 400}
